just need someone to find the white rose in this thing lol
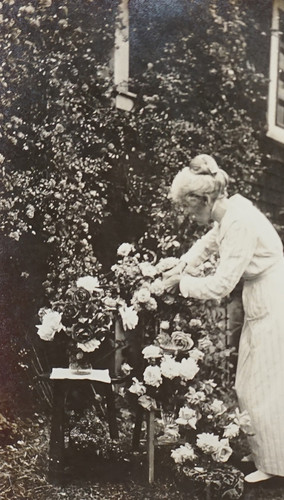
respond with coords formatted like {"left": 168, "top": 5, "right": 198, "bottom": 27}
{"left": 223, "top": 423, "right": 240, "bottom": 439}
{"left": 145, "top": 297, "right": 158, "bottom": 311}
{"left": 200, "top": 379, "right": 217, "bottom": 394}
{"left": 139, "top": 262, "right": 158, "bottom": 278}
{"left": 76, "top": 276, "right": 100, "bottom": 293}
{"left": 176, "top": 407, "right": 198, "bottom": 429}
{"left": 211, "top": 438, "right": 233, "bottom": 463}
{"left": 234, "top": 408, "right": 254, "bottom": 435}
{"left": 160, "top": 355, "right": 181, "bottom": 379}
{"left": 198, "top": 336, "right": 213, "bottom": 350}
{"left": 185, "top": 387, "right": 206, "bottom": 405}
{"left": 36, "top": 310, "right": 63, "bottom": 341}
{"left": 179, "top": 357, "right": 199, "bottom": 381}
{"left": 189, "top": 318, "right": 203, "bottom": 328}
{"left": 150, "top": 278, "right": 165, "bottom": 296}
{"left": 78, "top": 338, "right": 101, "bottom": 352}
{"left": 209, "top": 398, "right": 226, "bottom": 416}
{"left": 160, "top": 321, "right": 170, "bottom": 331}
{"left": 119, "top": 305, "right": 139, "bottom": 330}
{"left": 129, "top": 377, "right": 146, "bottom": 397}
{"left": 36, "top": 323, "right": 56, "bottom": 341}
{"left": 142, "top": 345, "right": 162, "bottom": 359}
{"left": 143, "top": 365, "right": 162, "bottom": 387}
{"left": 138, "top": 395, "right": 157, "bottom": 411}
{"left": 189, "top": 348, "right": 205, "bottom": 362}
{"left": 121, "top": 363, "right": 133, "bottom": 375}
{"left": 171, "top": 443, "right": 196, "bottom": 464}
{"left": 117, "top": 242, "right": 135, "bottom": 257}
{"left": 171, "top": 331, "right": 194, "bottom": 351}
{"left": 136, "top": 287, "right": 151, "bottom": 304}
{"left": 196, "top": 432, "right": 220, "bottom": 454}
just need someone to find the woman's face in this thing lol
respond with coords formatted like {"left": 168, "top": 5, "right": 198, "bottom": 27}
{"left": 177, "top": 194, "right": 213, "bottom": 226}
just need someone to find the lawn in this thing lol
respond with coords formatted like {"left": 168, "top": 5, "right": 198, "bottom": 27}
{"left": 1, "top": 407, "right": 284, "bottom": 500}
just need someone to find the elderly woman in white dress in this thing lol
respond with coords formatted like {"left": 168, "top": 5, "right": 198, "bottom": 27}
{"left": 163, "top": 154, "right": 284, "bottom": 483}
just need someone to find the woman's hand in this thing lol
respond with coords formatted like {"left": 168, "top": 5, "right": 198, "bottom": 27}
{"left": 163, "top": 273, "right": 181, "bottom": 293}
{"left": 162, "top": 261, "right": 186, "bottom": 279}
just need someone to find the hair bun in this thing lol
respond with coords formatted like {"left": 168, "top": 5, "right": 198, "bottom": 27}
{"left": 189, "top": 154, "right": 219, "bottom": 175}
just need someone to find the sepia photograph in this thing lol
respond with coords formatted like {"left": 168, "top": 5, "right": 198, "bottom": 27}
{"left": 1, "top": 0, "right": 284, "bottom": 498}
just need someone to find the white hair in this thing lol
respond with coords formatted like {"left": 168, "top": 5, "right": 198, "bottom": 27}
{"left": 170, "top": 155, "right": 229, "bottom": 203}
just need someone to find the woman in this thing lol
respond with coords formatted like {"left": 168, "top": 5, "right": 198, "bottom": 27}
{"left": 163, "top": 154, "right": 284, "bottom": 483}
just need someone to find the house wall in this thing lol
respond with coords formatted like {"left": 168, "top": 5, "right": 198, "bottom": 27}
{"left": 128, "top": 0, "right": 284, "bottom": 228}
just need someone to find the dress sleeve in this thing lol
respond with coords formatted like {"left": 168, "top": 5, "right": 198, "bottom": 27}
{"left": 179, "top": 218, "right": 257, "bottom": 300}
{"left": 179, "top": 223, "right": 219, "bottom": 269}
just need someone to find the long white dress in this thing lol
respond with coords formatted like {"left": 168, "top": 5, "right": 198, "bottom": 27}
{"left": 179, "top": 194, "right": 284, "bottom": 476}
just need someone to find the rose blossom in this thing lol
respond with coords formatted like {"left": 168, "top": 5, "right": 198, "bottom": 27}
{"left": 150, "top": 278, "right": 165, "bottom": 296}
{"left": 160, "top": 355, "right": 180, "bottom": 379}
{"left": 145, "top": 297, "right": 158, "bottom": 311}
{"left": 136, "top": 287, "right": 151, "bottom": 303}
{"left": 143, "top": 365, "right": 162, "bottom": 387}
{"left": 200, "top": 379, "right": 217, "bottom": 394}
{"left": 76, "top": 276, "right": 100, "bottom": 293}
{"left": 142, "top": 345, "right": 162, "bottom": 359}
{"left": 117, "top": 242, "right": 135, "bottom": 257}
{"left": 223, "top": 423, "right": 240, "bottom": 439}
{"left": 129, "top": 377, "right": 146, "bottom": 397}
{"left": 102, "top": 296, "right": 117, "bottom": 310}
{"left": 157, "top": 424, "right": 180, "bottom": 443}
{"left": 119, "top": 305, "right": 139, "bottom": 330}
{"left": 139, "top": 262, "right": 158, "bottom": 278}
{"left": 179, "top": 357, "right": 199, "bottom": 381}
{"left": 36, "top": 310, "right": 63, "bottom": 341}
{"left": 189, "top": 348, "right": 205, "bottom": 362}
{"left": 138, "top": 395, "right": 157, "bottom": 411}
{"left": 176, "top": 407, "right": 198, "bottom": 429}
{"left": 209, "top": 399, "right": 227, "bottom": 416}
{"left": 234, "top": 408, "right": 254, "bottom": 435}
{"left": 198, "top": 335, "right": 213, "bottom": 350}
{"left": 185, "top": 387, "right": 206, "bottom": 405}
{"left": 121, "top": 363, "right": 133, "bottom": 375}
{"left": 171, "top": 443, "right": 196, "bottom": 464}
{"left": 196, "top": 433, "right": 220, "bottom": 454}
{"left": 78, "top": 338, "right": 101, "bottom": 352}
{"left": 171, "top": 331, "right": 194, "bottom": 351}
{"left": 160, "top": 321, "right": 170, "bottom": 331}
{"left": 189, "top": 318, "right": 203, "bottom": 329}
{"left": 211, "top": 438, "right": 233, "bottom": 463}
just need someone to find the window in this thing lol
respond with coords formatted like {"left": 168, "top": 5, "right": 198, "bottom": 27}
{"left": 267, "top": 0, "right": 284, "bottom": 143}
{"left": 114, "top": 0, "right": 136, "bottom": 111}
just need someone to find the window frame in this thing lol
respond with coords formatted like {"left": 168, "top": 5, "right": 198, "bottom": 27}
{"left": 267, "top": 0, "right": 284, "bottom": 143}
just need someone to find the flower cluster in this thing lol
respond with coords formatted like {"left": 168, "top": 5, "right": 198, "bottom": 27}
{"left": 112, "top": 245, "right": 181, "bottom": 312}
{"left": 127, "top": 312, "right": 251, "bottom": 466}
{"left": 36, "top": 275, "right": 138, "bottom": 370}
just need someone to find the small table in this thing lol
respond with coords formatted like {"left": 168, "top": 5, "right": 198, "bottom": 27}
{"left": 47, "top": 368, "right": 119, "bottom": 484}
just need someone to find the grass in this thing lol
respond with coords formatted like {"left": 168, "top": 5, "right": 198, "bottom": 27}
{"left": 1, "top": 392, "right": 284, "bottom": 499}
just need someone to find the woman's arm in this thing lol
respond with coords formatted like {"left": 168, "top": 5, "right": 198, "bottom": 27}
{"left": 163, "top": 223, "right": 219, "bottom": 280}
{"left": 179, "top": 223, "right": 219, "bottom": 269}
{"left": 179, "top": 218, "right": 257, "bottom": 300}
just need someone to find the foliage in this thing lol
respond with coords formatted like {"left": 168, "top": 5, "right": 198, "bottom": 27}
{"left": 0, "top": 1, "right": 275, "bottom": 494}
